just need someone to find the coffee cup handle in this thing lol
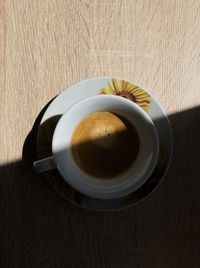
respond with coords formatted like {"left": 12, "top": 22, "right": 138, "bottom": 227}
{"left": 33, "top": 156, "right": 56, "bottom": 173}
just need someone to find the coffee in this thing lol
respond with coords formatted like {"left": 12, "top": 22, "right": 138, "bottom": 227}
{"left": 71, "top": 111, "right": 140, "bottom": 178}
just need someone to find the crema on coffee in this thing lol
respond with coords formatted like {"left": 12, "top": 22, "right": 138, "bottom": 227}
{"left": 71, "top": 111, "right": 140, "bottom": 178}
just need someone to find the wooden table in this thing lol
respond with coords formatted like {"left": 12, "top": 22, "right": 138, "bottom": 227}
{"left": 1, "top": 1, "right": 200, "bottom": 267}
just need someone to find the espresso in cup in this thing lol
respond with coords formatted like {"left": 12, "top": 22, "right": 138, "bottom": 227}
{"left": 71, "top": 111, "right": 140, "bottom": 178}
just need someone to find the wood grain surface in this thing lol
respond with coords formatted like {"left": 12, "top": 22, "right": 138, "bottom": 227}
{"left": 0, "top": 0, "right": 200, "bottom": 267}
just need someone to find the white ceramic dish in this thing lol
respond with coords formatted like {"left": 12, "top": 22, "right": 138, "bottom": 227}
{"left": 36, "top": 77, "right": 173, "bottom": 211}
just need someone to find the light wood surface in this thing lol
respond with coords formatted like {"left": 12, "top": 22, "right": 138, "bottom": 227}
{"left": 1, "top": 1, "right": 200, "bottom": 267}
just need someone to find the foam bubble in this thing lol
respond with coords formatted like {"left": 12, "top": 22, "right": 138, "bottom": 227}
{"left": 90, "top": 124, "right": 117, "bottom": 149}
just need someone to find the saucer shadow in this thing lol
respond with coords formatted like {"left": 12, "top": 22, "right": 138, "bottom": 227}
{"left": 22, "top": 97, "right": 58, "bottom": 169}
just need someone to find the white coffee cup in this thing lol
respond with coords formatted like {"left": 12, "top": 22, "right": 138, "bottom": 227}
{"left": 34, "top": 95, "right": 159, "bottom": 199}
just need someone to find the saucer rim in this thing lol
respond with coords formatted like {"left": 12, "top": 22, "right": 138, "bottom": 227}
{"left": 36, "top": 76, "right": 173, "bottom": 211}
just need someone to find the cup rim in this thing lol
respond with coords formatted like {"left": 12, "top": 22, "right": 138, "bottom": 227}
{"left": 52, "top": 94, "right": 159, "bottom": 199}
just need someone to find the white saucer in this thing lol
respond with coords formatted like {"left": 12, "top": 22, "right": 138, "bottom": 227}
{"left": 36, "top": 77, "right": 173, "bottom": 211}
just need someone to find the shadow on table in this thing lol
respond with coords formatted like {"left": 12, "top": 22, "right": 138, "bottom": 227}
{"left": 0, "top": 101, "right": 199, "bottom": 267}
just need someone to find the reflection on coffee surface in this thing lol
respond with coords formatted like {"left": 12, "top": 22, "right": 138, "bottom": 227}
{"left": 71, "top": 111, "right": 140, "bottom": 178}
